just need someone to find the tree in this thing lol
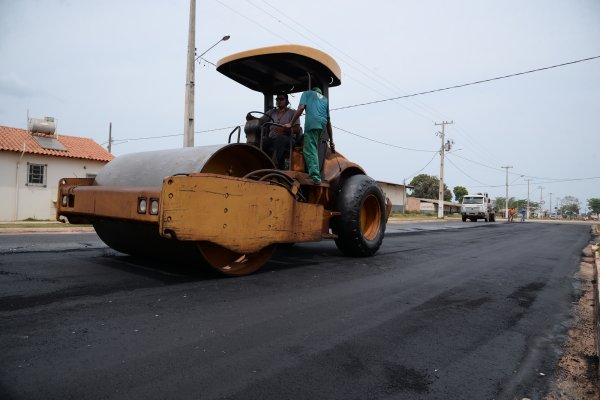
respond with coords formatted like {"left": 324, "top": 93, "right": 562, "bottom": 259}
{"left": 560, "top": 195, "right": 580, "bottom": 215}
{"left": 409, "top": 174, "right": 452, "bottom": 201}
{"left": 495, "top": 197, "right": 506, "bottom": 211}
{"left": 453, "top": 186, "right": 468, "bottom": 203}
{"left": 495, "top": 197, "right": 537, "bottom": 212}
{"left": 587, "top": 198, "right": 600, "bottom": 214}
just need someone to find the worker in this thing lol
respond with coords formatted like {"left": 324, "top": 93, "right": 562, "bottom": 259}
{"left": 508, "top": 207, "right": 515, "bottom": 222}
{"left": 284, "top": 87, "right": 335, "bottom": 185}
{"left": 246, "top": 94, "right": 300, "bottom": 169}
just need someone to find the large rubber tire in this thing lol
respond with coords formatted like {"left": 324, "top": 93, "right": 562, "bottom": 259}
{"left": 332, "top": 175, "right": 387, "bottom": 257}
{"left": 461, "top": 215, "right": 467, "bottom": 222}
{"left": 489, "top": 214, "right": 496, "bottom": 222}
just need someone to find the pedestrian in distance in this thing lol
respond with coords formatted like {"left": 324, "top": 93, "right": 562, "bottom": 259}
{"left": 520, "top": 207, "right": 526, "bottom": 222}
{"left": 508, "top": 207, "right": 515, "bottom": 223}
{"left": 284, "top": 87, "right": 335, "bottom": 185}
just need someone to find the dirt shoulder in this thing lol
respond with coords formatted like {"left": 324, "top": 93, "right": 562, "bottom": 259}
{"left": 545, "top": 230, "right": 600, "bottom": 399}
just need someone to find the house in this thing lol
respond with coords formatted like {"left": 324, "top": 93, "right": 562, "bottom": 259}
{"left": 377, "top": 180, "right": 413, "bottom": 213}
{"left": 0, "top": 123, "right": 113, "bottom": 221}
{"left": 406, "top": 197, "right": 460, "bottom": 215}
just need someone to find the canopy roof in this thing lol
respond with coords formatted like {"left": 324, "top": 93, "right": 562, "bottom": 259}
{"left": 216, "top": 44, "right": 341, "bottom": 94}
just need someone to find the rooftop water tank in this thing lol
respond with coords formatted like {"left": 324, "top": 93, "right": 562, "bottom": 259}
{"left": 28, "top": 117, "right": 56, "bottom": 135}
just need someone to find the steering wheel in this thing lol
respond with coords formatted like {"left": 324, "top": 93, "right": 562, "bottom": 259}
{"left": 246, "top": 111, "right": 274, "bottom": 123}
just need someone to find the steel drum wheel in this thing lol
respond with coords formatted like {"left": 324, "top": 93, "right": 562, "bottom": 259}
{"left": 197, "top": 241, "right": 275, "bottom": 276}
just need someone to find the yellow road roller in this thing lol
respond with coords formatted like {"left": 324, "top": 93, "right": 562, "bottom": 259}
{"left": 56, "top": 44, "right": 391, "bottom": 275}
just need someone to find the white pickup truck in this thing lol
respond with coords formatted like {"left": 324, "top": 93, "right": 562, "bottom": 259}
{"left": 461, "top": 193, "right": 496, "bottom": 222}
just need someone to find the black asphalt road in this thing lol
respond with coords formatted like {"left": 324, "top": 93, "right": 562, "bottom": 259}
{"left": 0, "top": 222, "right": 592, "bottom": 400}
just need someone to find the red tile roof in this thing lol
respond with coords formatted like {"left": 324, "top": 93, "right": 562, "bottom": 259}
{"left": 0, "top": 125, "right": 114, "bottom": 162}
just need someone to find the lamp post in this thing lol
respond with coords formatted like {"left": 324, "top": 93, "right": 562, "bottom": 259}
{"left": 195, "top": 35, "right": 230, "bottom": 63}
{"left": 183, "top": 0, "right": 230, "bottom": 147}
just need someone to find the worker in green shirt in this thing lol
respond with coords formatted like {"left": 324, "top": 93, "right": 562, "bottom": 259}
{"left": 284, "top": 87, "right": 335, "bottom": 184}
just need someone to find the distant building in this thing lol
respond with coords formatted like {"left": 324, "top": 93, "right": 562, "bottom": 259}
{"left": 0, "top": 124, "right": 113, "bottom": 221}
{"left": 406, "top": 197, "right": 460, "bottom": 215}
{"left": 377, "top": 181, "right": 413, "bottom": 213}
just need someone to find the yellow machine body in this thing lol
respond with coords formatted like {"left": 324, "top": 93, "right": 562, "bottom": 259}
{"left": 57, "top": 45, "right": 392, "bottom": 275}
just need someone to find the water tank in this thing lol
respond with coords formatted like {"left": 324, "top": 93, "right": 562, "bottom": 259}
{"left": 28, "top": 117, "right": 56, "bottom": 135}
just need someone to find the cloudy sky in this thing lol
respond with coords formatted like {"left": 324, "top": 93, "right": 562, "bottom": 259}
{"left": 1, "top": 0, "right": 599, "bottom": 211}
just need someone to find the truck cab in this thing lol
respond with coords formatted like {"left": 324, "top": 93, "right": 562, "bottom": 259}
{"left": 461, "top": 193, "right": 496, "bottom": 222}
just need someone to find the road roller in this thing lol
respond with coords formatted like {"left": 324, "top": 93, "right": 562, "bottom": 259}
{"left": 56, "top": 44, "right": 391, "bottom": 275}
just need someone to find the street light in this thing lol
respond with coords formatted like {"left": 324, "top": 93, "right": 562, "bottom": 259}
{"left": 183, "top": 1, "right": 231, "bottom": 147}
{"left": 195, "top": 35, "right": 230, "bottom": 63}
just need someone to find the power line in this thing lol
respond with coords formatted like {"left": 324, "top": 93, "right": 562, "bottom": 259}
{"left": 404, "top": 152, "right": 438, "bottom": 182}
{"left": 331, "top": 55, "right": 600, "bottom": 111}
{"left": 246, "top": 0, "right": 431, "bottom": 120}
{"left": 332, "top": 125, "right": 437, "bottom": 152}
{"left": 448, "top": 152, "right": 505, "bottom": 172}
{"left": 104, "top": 126, "right": 236, "bottom": 144}
{"left": 445, "top": 154, "right": 490, "bottom": 186}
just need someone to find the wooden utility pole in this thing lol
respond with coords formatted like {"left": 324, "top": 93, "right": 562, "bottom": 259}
{"left": 108, "top": 122, "right": 112, "bottom": 153}
{"left": 501, "top": 165, "right": 513, "bottom": 218}
{"left": 526, "top": 178, "right": 531, "bottom": 219}
{"left": 183, "top": 0, "right": 196, "bottom": 147}
{"left": 435, "top": 121, "right": 453, "bottom": 219}
{"left": 538, "top": 186, "right": 545, "bottom": 218}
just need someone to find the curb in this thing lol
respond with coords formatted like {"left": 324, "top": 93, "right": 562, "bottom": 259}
{"left": 0, "top": 227, "right": 94, "bottom": 235}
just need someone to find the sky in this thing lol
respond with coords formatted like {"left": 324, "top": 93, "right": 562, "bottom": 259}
{"left": 1, "top": 0, "right": 599, "bottom": 212}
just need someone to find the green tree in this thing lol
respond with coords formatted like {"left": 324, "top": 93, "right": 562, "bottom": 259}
{"left": 453, "top": 186, "right": 468, "bottom": 203}
{"left": 560, "top": 195, "right": 580, "bottom": 215}
{"left": 587, "top": 198, "right": 600, "bottom": 214}
{"left": 409, "top": 174, "right": 452, "bottom": 201}
{"left": 495, "top": 197, "right": 506, "bottom": 211}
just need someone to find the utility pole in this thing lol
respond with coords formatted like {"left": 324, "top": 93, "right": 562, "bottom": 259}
{"left": 526, "top": 179, "right": 531, "bottom": 219}
{"left": 403, "top": 178, "right": 407, "bottom": 215}
{"left": 549, "top": 192, "right": 553, "bottom": 215}
{"left": 501, "top": 165, "right": 513, "bottom": 219}
{"left": 183, "top": 0, "right": 196, "bottom": 147}
{"left": 435, "top": 121, "right": 453, "bottom": 219}
{"left": 538, "top": 186, "right": 544, "bottom": 218}
{"left": 108, "top": 122, "right": 112, "bottom": 153}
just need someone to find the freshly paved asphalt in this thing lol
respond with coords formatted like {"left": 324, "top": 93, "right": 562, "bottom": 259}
{"left": 0, "top": 221, "right": 592, "bottom": 399}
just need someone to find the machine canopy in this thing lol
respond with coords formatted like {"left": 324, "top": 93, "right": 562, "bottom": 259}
{"left": 216, "top": 44, "right": 341, "bottom": 94}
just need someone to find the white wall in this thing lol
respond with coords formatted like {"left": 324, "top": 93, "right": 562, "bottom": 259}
{"left": 0, "top": 152, "right": 107, "bottom": 221}
{"left": 378, "top": 182, "right": 406, "bottom": 212}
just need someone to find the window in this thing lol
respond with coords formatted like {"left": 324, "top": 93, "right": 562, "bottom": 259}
{"left": 27, "top": 163, "right": 47, "bottom": 186}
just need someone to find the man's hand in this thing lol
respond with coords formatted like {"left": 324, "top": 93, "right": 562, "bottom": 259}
{"left": 329, "top": 140, "right": 336, "bottom": 154}
{"left": 272, "top": 125, "right": 286, "bottom": 134}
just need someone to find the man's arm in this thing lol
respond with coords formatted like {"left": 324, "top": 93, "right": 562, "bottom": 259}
{"left": 283, "top": 104, "right": 305, "bottom": 129}
{"left": 326, "top": 120, "right": 335, "bottom": 153}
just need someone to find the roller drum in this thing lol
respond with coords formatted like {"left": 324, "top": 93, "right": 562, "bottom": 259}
{"left": 95, "top": 144, "right": 273, "bottom": 187}
{"left": 91, "top": 144, "right": 274, "bottom": 260}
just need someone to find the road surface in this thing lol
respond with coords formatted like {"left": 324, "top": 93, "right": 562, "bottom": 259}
{"left": 0, "top": 221, "right": 592, "bottom": 399}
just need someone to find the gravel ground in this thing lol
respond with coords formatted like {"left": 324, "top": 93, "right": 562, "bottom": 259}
{"left": 545, "top": 240, "right": 599, "bottom": 399}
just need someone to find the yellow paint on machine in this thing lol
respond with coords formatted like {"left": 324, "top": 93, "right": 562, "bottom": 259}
{"left": 160, "top": 174, "right": 324, "bottom": 253}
